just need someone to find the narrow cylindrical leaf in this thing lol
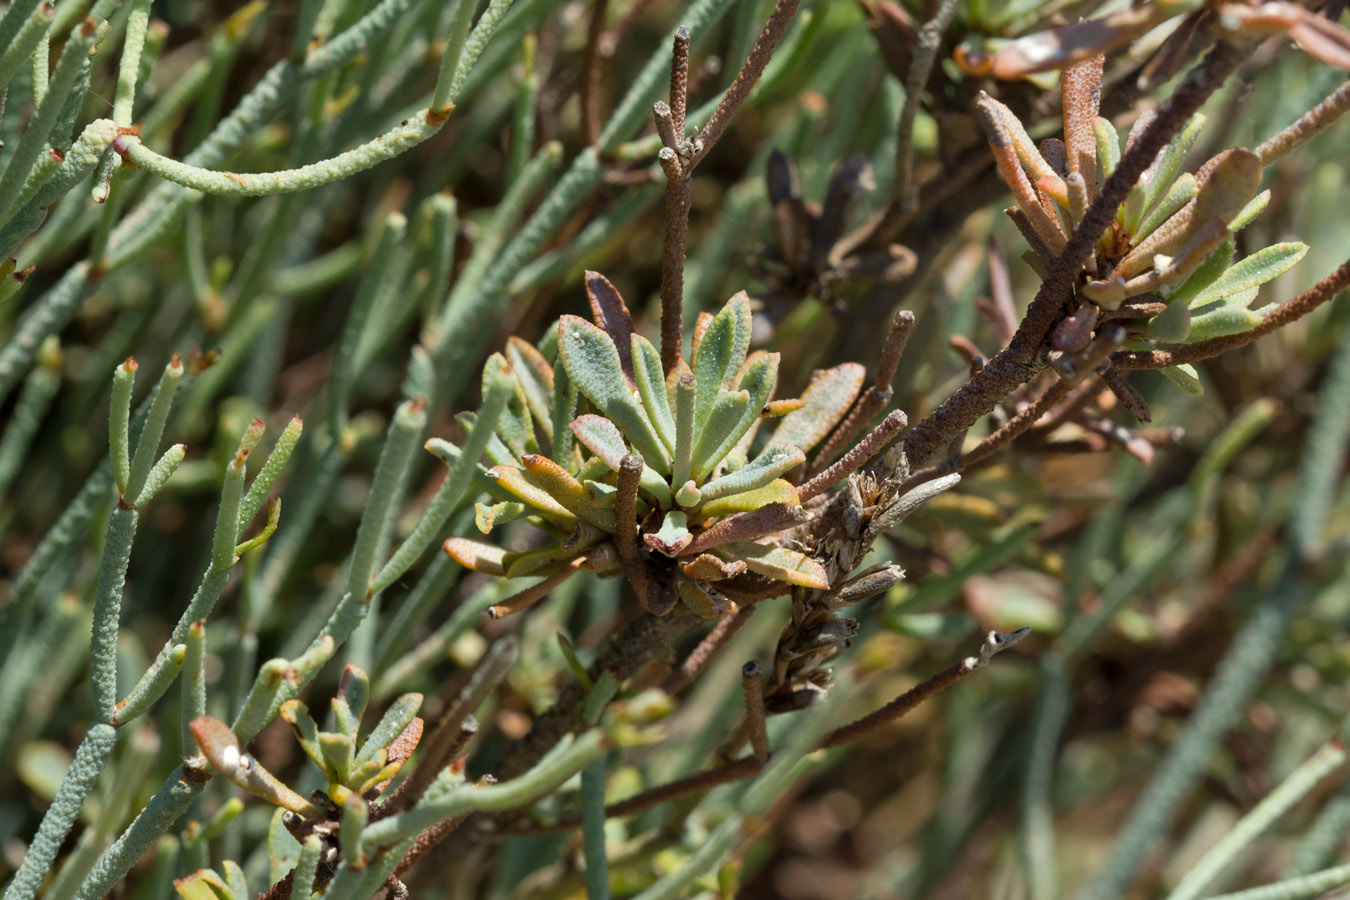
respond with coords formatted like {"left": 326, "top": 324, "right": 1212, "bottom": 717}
{"left": 113, "top": 644, "right": 186, "bottom": 727}
{"left": 110, "top": 359, "right": 138, "bottom": 495}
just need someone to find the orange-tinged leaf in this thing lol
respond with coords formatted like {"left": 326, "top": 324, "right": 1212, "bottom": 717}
{"left": 699, "top": 479, "right": 801, "bottom": 518}
{"left": 716, "top": 541, "right": 830, "bottom": 590}
{"left": 443, "top": 537, "right": 508, "bottom": 575}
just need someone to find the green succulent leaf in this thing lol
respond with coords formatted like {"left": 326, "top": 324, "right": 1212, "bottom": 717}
{"left": 1160, "top": 362, "right": 1204, "bottom": 395}
{"left": 550, "top": 356, "right": 579, "bottom": 466}
{"left": 1189, "top": 242, "right": 1308, "bottom": 308}
{"left": 769, "top": 363, "right": 865, "bottom": 454}
{"left": 505, "top": 337, "right": 555, "bottom": 441}
{"left": 570, "top": 414, "right": 673, "bottom": 506}
{"left": 692, "top": 292, "right": 752, "bottom": 426}
{"left": 1139, "top": 113, "right": 1205, "bottom": 223}
{"left": 715, "top": 541, "right": 830, "bottom": 590}
{"left": 1188, "top": 303, "right": 1262, "bottom": 342}
{"left": 476, "top": 500, "right": 527, "bottom": 533}
{"left": 1229, "top": 188, "right": 1271, "bottom": 231}
{"left": 700, "top": 445, "right": 805, "bottom": 502}
{"left": 276, "top": 701, "right": 324, "bottom": 777}
{"left": 1148, "top": 297, "right": 1190, "bottom": 342}
{"left": 174, "top": 869, "right": 232, "bottom": 900}
{"left": 318, "top": 731, "right": 354, "bottom": 785}
{"left": 485, "top": 464, "right": 578, "bottom": 523}
{"left": 700, "top": 479, "right": 800, "bottom": 517}
{"left": 1134, "top": 172, "right": 1197, "bottom": 243}
{"left": 521, "top": 454, "right": 616, "bottom": 530}
{"left": 557, "top": 315, "right": 670, "bottom": 472}
{"left": 632, "top": 334, "right": 676, "bottom": 453}
{"left": 690, "top": 390, "right": 752, "bottom": 482}
{"left": 443, "top": 537, "right": 508, "bottom": 575}
{"left": 677, "top": 579, "right": 736, "bottom": 618}
{"left": 1093, "top": 116, "right": 1120, "bottom": 183}
{"left": 644, "top": 510, "right": 692, "bottom": 556}
{"left": 1168, "top": 237, "right": 1235, "bottom": 306}
{"left": 355, "top": 692, "right": 423, "bottom": 768}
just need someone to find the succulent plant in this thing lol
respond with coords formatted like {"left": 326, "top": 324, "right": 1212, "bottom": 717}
{"left": 977, "top": 53, "right": 1309, "bottom": 394}
{"left": 438, "top": 271, "right": 895, "bottom": 621}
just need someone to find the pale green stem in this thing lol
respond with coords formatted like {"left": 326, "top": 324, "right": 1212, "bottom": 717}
{"left": 111, "top": 644, "right": 185, "bottom": 727}
{"left": 1167, "top": 742, "right": 1348, "bottom": 900}
{"left": 119, "top": 108, "right": 448, "bottom": 197}
{"left": 178, "top": 622, "right": 207, "bottom": 758}
{"left": 132, "top": 444, "right": 185, "bottom": 509}
{"left": 0, "top": 17, "right": 102, "bottom": 224}
{"left": 581, "top": 759, "right": 611, "bottom": 900}
{"left": 371, "top": 364, "right": 512, "bottom": 592}
{"left": 360, "top": 731, "right": 605, "bottom": 851}
{"left": 91, "top": 507, "right": 138, "bottom": 723}
{"left": 0, "top": 0, "right": 48, "bottom": 93}
{"left": 0, "top": 337, "right": 61, "bottom": 502}
{"left": 430, "top": 0, "right": 478, "bottom": 112}
{"left": 113, "top": 0, "right": 152, "bottom": 124}
{"left": 239, "top": 416, "right": 304, "bottom": 526}
{"left": 347, "top": 398, "right": 427, "bottom": 603}
{"left": 1198, "top": 862, "right": 1350, "bottom": 900}
{"left": 442, "top": 0, "right": 513, "bottom": 107}
{"left": 123, "top": 357, "right": 183, "bottom": 505}
{"left": 0, "top": 724, "right": 119, "bottom": 900}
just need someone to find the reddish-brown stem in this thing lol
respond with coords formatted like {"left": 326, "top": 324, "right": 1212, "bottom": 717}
{"left": 897, "top": 40, "right": 1243, "bottom": 469}
{"left": 374, "top": 717, "right": 478, "bottom": 820}
{"left": 1098, "top": 365, "right": 1151, "bottom": 423}
{"left": 820, "top": 658, "right": 971, "bottom": 749}
{"left": 488, "top": 559, "right": 583, "bottom": 619}
{"left": 659, "top": 173, "right": 692, "bottom": 372}
{"left": 741, "top": 661, "right": 770, "bottom": 764}
{"left": 680, "top": 502, "right": 806, "bottom": 556}
{"left": 799, "top": 410, "right": 908, "bottom": 502}
{"left": 669, "top": 26, "right": 690, "bottom": 137}
{"left": 1256, "top": 78, "right": 1350, "bottom": 166}
{"left": 808, "top": 388, "right": 890, "bottom": 476}
{"left": 661, "top": 603, "right": 756, "bottom": 695}
{"left": 394, "top": 814, "right": 470, "bottom": 876}
{"left": 580, "top": 0, "right": 610, "bottom": 146}
{"left": 615, "top": 454, "right": 649, "bottom": 606}
{"left": 875, "top": 308, "right": 916, "bottom": 390}
{"left": 1113, "top": 256, "right": 1350, "bottom": 370}
{"left": 692, "top": 0, "right": 803, "bottom": 169}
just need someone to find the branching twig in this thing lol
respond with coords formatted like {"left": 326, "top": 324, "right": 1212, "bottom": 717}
{"left": 896, "top": 0, "right": 963, "bottom": 210}
{"left": 661, "top": 603, "right": 756, "bottom": 696}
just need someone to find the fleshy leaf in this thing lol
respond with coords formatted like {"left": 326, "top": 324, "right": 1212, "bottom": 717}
{"left": 570, "top": 414, "right": 672, "bottom": 506}
{"left": 486, "top": 464, "right": 578, "bottom": 522}
{"left": 1134, "top": 172, "right": 1197, "bottom": 243}
{"left": 475, "top": 500, "right": 526, "bottom": 533}
{"left": 557, "top": 315, "right": 670, "bottom": 472}
{"left": 550, "top": 357, "right": 578, "bottom": 466}
{"left": 175, "top": 870, "right": 232, "bottom": 900}
{"left": 699, "top": 445, "right": 805, "bottom": 502}
{"left": 769, "top": 363, "right": 866, "bottom": 453}
{"left": 1093, "top": 117, "right": 1120, "bottom": 182}
{"left": 1169, "top": 237, "right": 1236, "bottom": 307}
{"left": 715, "top": 541, "right": 831, "bottom": 590}
{"left": 585, "top": 270, "right": 637, "bottom": 384}
{"left": 1160, "top": 363, "right": 1204, "bottom": 395}
{"left": 644, "top": 510, "right": 693, "bottom": 556}
{"left": 1148, "top": 298, "right": 1190, "bottom": 342}
{"left": 692, "top": 292, "right": 752, "bottom": 426}
{"left": 1189, "top": 242, "right": 1308, "bottom": 308}
{"left": 677, "top": 579, "right": 736, "bottom": 618}
{"left": 443, "top": 537, "right": 508, "bottom": 575}
{"left": 520, "top": 454, "right": 616, "bottom": 530}
{"left": 632, "top": 334, "right": 676, "bottom": 453}
{"left": 700, "top": 479, "right": 801, "bottom": 518}
{"left": 504, "top": 337, "right": 554, "bottom": 441}
{"left": 1187, "top": 305, "right": 1261, "bottom": 341}
{"left": 690, "top": 390, "right": 752, "bottom": 482}
{"left": 279, "top": 700, "right": 328, "bottom": 776}
{"left": 1139, "top": 114, "right": 1206, "bottom": 224}
{"left": 1229, "top": 189, "right": 1271, "bottom": 231}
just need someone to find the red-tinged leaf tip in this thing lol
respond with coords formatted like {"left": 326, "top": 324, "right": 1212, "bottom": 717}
{"left": 121, "top": 357, "right": 138, "bottom": 372}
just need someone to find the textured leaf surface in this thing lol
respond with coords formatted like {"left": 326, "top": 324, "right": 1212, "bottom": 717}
{"left": 485, "top": 464, "right": 577, "bottom": 522}
{"left": 443, "top": 537, "right": 508, "bottom": 574}
{"left": 1189, "top": 242, "right": 1308, "bottom": 307}
{"left": 632, "top": 334, "right": 675, "bottom": 453}
{"left": 690, "top": 390, "right": 752, "bottom": 482}
{"left": 700, "top": 479, "right": 801, "bottom": 518}
{"left": 692, "top": 292, "right": 752, "bottom": 426}
{"left": 644, "top": 510, "right": 692, "bottom": 556}
{"left": 717, "top": 541, "right": 830, "bottom": 589}
{"left": 569, "top": 414, "right": 672, "bottom": 506}
{"left": 505, "top": 337, "right": 554, "bottom": 440}
{"left": 769, "top": 363, "right": 865, "bottom": 453}
{"left": 700, "top": 445, "right": 805, "bottom": 502}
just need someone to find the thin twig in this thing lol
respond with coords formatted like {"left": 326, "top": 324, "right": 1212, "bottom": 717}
{"left": 896, "top": 40, "right": 1245, "bottom": 469}
{"left": 875, "top": 308, "right": 916, "bottom": 391}
{"left": 580, "top": 0, "right": 610, "bottom": 146}
{"left": 1099, "top": 365, "right": 1151, "bottom": 423}
{"left": 669, "top": 26, "right": 690, "bottom": 137}
{"left": 661, "top": 603, "right": 756, "bottom": 695}
{"left": 394, "top": 814, "right": 470, "bottom": 876}
{"left": 1113, "top": 257, "right": 1350, "bottom": 371}
{"left": 1256, "top": 78, "right": 1350, "bottom": 166}
{"left": 896, "top": 0, "right": 962, "bottom": 210}
{"left": 741, "top": 661, "right": 770, "bottom": 765}
{"left": 615, "top": 453, "right": 649, "bottom": 607}
{"left": 799, "top": 410, "right": 908, "bottom": 502}
{"left": 659, "top": 169, "right": 692, "bottom": 373}
{"left": 487, "top": 559, "right": 584, "bottom": 619}
{"left": 691, "top": 0, "right": 803, "bottom": 169}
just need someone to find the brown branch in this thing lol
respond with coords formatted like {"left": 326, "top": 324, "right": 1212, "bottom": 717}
{"left": 669, "top": 26, "right": 690, "bottom": 137}
{"left": 661, "top": 603, "right": 756, "bottom": 695}
{"left": 615, "top": 453, "right": 649, "bottom": 608}
{"left": 394, "top": 814, "right": 470, "bottom": 876}
{"left": 691, "top": 0, "right": 803, "bottom": 169}
{"left": 659, "top": 161, "right": 692, "bottom": 372}
{"left": 896, "top": 39, "right": 1245, "bottom": 470}
{"left": 799, "top": 410, "right": 908, "bottom": 502}
{"left": 1112, "top": 256, "right": 1350, "bottom": 371}
{"left": 579, "top": 0, "right": 610, "bottom": 146}
{"left": 1099, "top": 365, "right": 1151, "bottom": 423}
{"left": 895, "top": 0, "right": 963, "bottom": 210}
{"left": 487, "top": 558, "right": 583, "bottom": 619}
{"left": 875, "top": 308, "right": 916, "bottom": 391}
{"left": 741, "top": 661, "right": 770, "bottom": 765}
{"left": 1256, "top": 77, "right": 1350, "bottom": 166}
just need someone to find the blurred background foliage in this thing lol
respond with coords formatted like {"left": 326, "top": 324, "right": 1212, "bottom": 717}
{"left": 2, "top": 0, "right": 1350, "bottom": 898}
